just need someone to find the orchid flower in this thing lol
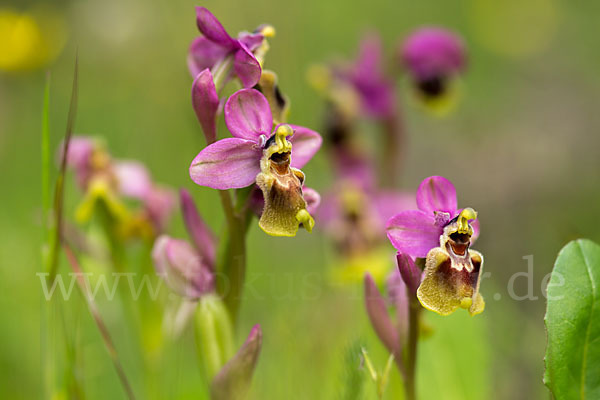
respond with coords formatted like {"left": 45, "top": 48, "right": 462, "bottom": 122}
{"left": 188, "top": 7, "right": 269, "bottom": 88}
{"left": 309, "top": 33, "right": 397, "bottom": 121}
{"left": 152, "top": 189, "right": 216, "bottom": 299}
{"left": 401, "top": 27, "right": 466, "bottom": 113}
{"left": 63, "top": 136, "right": 175, "bottom": 238}
{"left": 343, "top": 33, "right": 397, "bottom": 119}
{"left": 386, "top": 176, "right": 484, "bottom": 316}
{"left": 319, "top": 177, "right": 415, "bottom": 283}
{"left": 189, "top": 88, "right": 322, "bottom": 237}
{"left": 386, "top": 175, "right": 479, "bottom": 258}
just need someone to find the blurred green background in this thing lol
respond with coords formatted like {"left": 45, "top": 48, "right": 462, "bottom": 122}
{"left": 2, "top": 0, "right": 600, "bottom": 398}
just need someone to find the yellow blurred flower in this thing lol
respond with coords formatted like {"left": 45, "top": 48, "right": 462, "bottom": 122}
{"left": 0, "top": 7, "right": 66, "bottom": 72}
{"left": 330, "top": 246, "right": 392, "bottom": 285}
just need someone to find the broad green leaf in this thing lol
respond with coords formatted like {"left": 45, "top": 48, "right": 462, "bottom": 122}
{"left": 544, "top": 239, "right": 600, "bottom": 399}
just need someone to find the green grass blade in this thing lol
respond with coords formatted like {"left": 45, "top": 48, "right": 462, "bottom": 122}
{"left": 47, "top": 53, "right": 78, "bottom": 282}
{"left": 63, "top": 243, "right": 137, "bottom": 400}
{"left": 42, "top": 71, "right": 51, "bottom": 238}
{"left": 40, "top": 69, "right": 53, "bottom": 400}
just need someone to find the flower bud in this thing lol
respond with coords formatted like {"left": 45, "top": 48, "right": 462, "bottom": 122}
{"left": 396, "top": 253, "right": 422, "bottom": 295}
{"left": 192, "top": 68, "right": 220, "bottom": 144}
{"left": 211, "top": 324, "right": 263, "bottom": 400}
{"left": 152, "top": 235, "right": 214, "bottom": 298}
{"left": 364, "top": 273, "right": 398, "bottom": 357}
{"left": 180, "top": 188, "right": 216, "bottom": 266}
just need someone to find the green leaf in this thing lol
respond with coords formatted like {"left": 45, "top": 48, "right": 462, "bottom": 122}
{"left": 544, "top": 239, "right": 600, "bottom": 399}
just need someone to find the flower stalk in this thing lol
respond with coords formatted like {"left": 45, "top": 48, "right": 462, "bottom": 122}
{"left": 216, "top": 207, "right": 250, "bottom": 322}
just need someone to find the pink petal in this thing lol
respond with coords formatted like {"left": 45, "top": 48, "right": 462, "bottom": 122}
{"left": 166, "top": 238, "right": 213, "bottom": 298}
{"left": 180, "top": 189, "right": 216, "bottom": 266}
{"left": 144, "top": 185, "right": 176, "bottom": 233}
{"left": 416, "top": 175, "right": 457, "bottom": 214}
{"left": 288, "top": 124, "right": 322, "bottom": 169}
{"left": 166, "top": 239, "right": 201, "bottom": 277}
{"left": 152, "top": 235, "right": 170, "bottom": 277}
{"left": 396, "top": 253, "right": 421, "bottom": 295}
{"left": 63, "top": 136, "right": 94, "bottom": 169}
{"left": 238, "top": 32, "right": 264, "bottom": 52}
{"left": 471, "top": 218, "right": 480, "bottom": 244}
{"left": 188, "top": 37, "right": 230, "bottom": 78}
{"left": 234, "top": 43, "right": 262, "bottom": 88}
{"left": 315, "top": 192, "right": 339, "bottom": 230}
{"left": 60, "top": 136, "right": 95, "bottom": 189}
{"left": 195, "top": 7, "right": 237, "bottom": 48}
{"left": 113, "top": 160, "right": 152, "bottom": 200}
{"left": 189, "top": 138, "right": 261, "bottom": 190}
{"left": 152, "top": 235, "right": 213, "bottom": 298}
{"left": 224, "top": 89, "right": 272, "bottom": 140}
{"left": 373, "top": 191, "right": 417, "bottom": 228}
{"left": 401, "top": 27, "right": 466, "bottom": 81}
{"left": 302, "top": 187, "right": 321, "bottom": 215}
{"left": 355, "top": 33, "right": 383, "bottom": 82}
{"left": 192, "top": 69, "right": 220, "bottom": 144}
{"left": 386, "top": 210, "right": 441, "bottom": 258}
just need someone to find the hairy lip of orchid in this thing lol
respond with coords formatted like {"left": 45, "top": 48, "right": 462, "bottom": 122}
{"left": 256, "top": 125, "right": 314, "bottom": 236}
{"left": 417, "top": 206, "right": 484, "bottom": 316}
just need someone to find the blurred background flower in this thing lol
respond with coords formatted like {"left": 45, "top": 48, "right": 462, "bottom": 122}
{"left": 0, "top": 5, "right": 67, "bottom": 72}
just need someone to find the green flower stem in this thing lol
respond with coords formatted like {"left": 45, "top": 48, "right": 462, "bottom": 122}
{"left": 216, "top": 205, "right": 250, "bottom": 324}
{"left": 404, "top": 297, "right": 421, "bottom": 400}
